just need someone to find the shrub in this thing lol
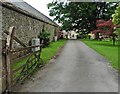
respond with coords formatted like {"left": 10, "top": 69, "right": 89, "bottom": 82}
{"left": 38, "top": 29, "right": 50, "bottom": 47}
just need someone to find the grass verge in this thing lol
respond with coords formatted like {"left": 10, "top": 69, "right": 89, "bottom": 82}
{"left": 81, "top": 39, "right": 119, "bottom": 70}
{"left": 41, "top": 39, "right": 67, "bottom": 63}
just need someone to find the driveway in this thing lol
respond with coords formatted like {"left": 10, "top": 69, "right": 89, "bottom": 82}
{"left": 16, "top": 40, "right": 118, "bottom": 92}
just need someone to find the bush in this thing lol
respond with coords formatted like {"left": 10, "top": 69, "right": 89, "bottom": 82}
{"left": 38, "top": 29, "right": 50, "bottom": 47}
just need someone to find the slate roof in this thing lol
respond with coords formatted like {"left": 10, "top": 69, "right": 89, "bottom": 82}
{"left": 1, "top": 0, "right": 58, "bottom": 26}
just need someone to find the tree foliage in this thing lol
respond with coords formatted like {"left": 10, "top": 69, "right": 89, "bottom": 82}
{"left": 112, "top": 3, "right": 120, "bottom": 25}
{"left": 92, "top": 19, "right": 116, "bottom": 35}
{"left": 92, "top": 19, "right": 117, "bottom": 45}
{"left": 112, "top": 3, "right": 120, "bottom": 36}
{"left": 47, "top": 1, "right": 118, "bottom": 34}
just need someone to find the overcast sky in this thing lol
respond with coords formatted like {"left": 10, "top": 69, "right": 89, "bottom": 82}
{"left": 23, "top": 0, "right": 54, "bottom": 20}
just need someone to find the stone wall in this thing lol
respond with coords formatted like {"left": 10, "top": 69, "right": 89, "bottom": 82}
{"left": 1, "top": 2, "right": 59, "bottom": 93}
{"left": 2, "top": 7, "right": 54, "bottom": 46}
{"left": 0, "top": 40, "right": 6, "bottom": 94}
{"left": 2, "top": 2, "right": 59, "bottom": 45}
{"left": 44, "top": 23, "right": 56, "bottom": 41}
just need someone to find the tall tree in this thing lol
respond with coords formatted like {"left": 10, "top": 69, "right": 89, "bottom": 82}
{"left": 48, "top": 1, "right": 118, "bottom": 34}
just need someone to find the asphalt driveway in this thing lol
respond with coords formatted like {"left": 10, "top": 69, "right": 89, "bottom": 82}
{"left": 17, "top": 40, "right": 118, "bottom": 92}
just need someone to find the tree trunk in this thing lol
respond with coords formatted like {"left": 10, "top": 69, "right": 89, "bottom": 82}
{"left": 112, "top": 34, "right": 115, "bottom": 45}
{"left": 95, "top": 33, "right": 99, "bottom": 40}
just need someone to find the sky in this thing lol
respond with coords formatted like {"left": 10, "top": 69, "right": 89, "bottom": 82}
{"left": 23, "top": 0, "right": 54, "bottom": 20}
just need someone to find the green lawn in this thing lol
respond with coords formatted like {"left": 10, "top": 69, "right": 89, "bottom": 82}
{"left": 81, "top": 39, "right": 119, "bottom": 70}
{"left": 12, "top": 39, "right": 67, "bottom": 79}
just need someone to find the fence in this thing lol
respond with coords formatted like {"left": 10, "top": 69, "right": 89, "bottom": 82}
{"left": 2, "top": 26, "right": 44, "bottom": 93}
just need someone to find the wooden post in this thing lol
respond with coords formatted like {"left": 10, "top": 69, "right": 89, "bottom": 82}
{"left": 6, "top": 26, "right": 15, "bottom": 93}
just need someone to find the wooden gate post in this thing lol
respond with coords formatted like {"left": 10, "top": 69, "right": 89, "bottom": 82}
{"left": 6, "top": 26, "right": 15, "bottom": 93}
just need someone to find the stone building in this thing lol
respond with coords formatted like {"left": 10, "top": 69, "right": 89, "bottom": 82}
{"left": 0, "top": 0, "right": 59, "bottom": 93}
{"left": 1, "top": 0, "right": 59, "bottom": 43}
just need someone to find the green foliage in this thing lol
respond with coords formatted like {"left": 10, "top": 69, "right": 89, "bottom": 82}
{"left": 112, "top": 3, "right": 120, "bottom": 25}
{"left": 47, "top": 2, "right": 117, "bottom": 34}
{"left": 38, "top": 29, "right": 50, "bottom": 47}
{"left": 112, "top": 3, "right": 120, "bottom": 36}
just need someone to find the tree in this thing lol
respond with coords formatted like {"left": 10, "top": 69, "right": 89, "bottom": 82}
{"left": 48, "top": 1, "right": 118, "bottom": 35}
{"left": 92, "top": 19, "right": 117, "bottom": 45}
{"left": 112, "top": 3, "right": 120, "bottom": 38}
